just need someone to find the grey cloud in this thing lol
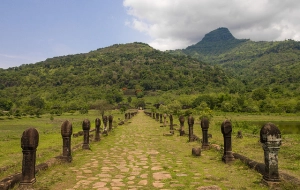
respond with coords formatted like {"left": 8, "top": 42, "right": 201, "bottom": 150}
{"left": 123, "top": 0, "right": 300, "bottom": 50}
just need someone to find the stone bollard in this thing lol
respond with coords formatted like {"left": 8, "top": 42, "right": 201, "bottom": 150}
{"left": 163, "top": 114, "right": 167, "bottom": 127}
{"left": 61, "top": 120, "right": 73, "bottom": 162}
{"left": 159, "top": 114, "right": 163, "bottom": 123}
{"left": 179, "top": 115, "right": 185, "bottom": 136}
{"left": 95, "top": 118, "right": 101, "bottom": 141}
{"left": 221, "top": 120, "right": 235, "bottom": 163}
{"left": 188, "top": 116, "right": 194, "bottom": 142}
{"left": 260, "top": 123, "right": 281, "bottom": 183}
{"left": 201, "top": 118, "right": 210, "bottom": 150}
{"left": 108, "top": 115, "right": 113, "bottom": 131}
{"left": 156, "top": 113, "right": 159, "bottom": 122}
{"left": 82, "top": 119, "right": 91, "bottom": 150}
{"left": 169, "top": 114, "right": 174, "bottom": 133}
{"left": 103, "top": 116, "right": 108, "bottom": 135}
{"left": 20, "top": 128, "right": 39, "bottom": 188}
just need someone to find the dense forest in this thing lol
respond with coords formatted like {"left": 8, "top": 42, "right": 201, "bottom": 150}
{"left": 0, "top": 42, "right": 228, "bottom": 116}
{"left": 1, "top": 28, "right": 300, "bottom": 118}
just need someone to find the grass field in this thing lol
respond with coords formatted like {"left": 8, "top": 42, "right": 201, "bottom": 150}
{"left": 1, "top": 110, "right": 300, "bottom": 189}
{"left": 0, "top": 109, "right": 124, "bottom": 179}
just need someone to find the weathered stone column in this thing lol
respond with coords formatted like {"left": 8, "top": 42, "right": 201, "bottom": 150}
{"left": 95, "top": 118, "right": 101, "bottom": 141}
{"left": 188, "top": 116, "right": 194, "bottom": 142}
{"left": 61, "top": 120, "right": 72, "bottom": 162}
{"left": 82, "top": 119, "right": 91, "bottom": 150}
{"left": 169, "top": 114, "right": 174, "bottom": 133}
{"left": 103, "top": 116, "right": 108, "bottom": 135}
{"left": 108, "top": 115, "right": 113, "bottom": 131}
{"left": 19, "top": 128, "right": 39, "bottom": 188}
{"left": 159, "top": 114, "right": 163, "bottom": 123}
{"left": 163, "top": 114, "right": 167, "bottom": 127}
{"left": 156, "top": 113, "right": 159, "bottom": 122}
{"left": 179, "top": 115, "right": 185, "bottom": 136}
{"left": 201, "top": 118, "right": 210, "bottom": 150}
{"left": 260, "top": 123, "right": 281, "bottom": 183}
{"left": 221, "top": 120, "right": 235, "bottom": 163}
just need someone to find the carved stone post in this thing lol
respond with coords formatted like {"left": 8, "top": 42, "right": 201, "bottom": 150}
{"left": 156, "top": 113, "right": 159, "bottom": 122}
{"left": 163, "top": 114, "right": 167, "bottom": 127}
{"left": 159, "top": 114, "right": 163, "bottom": 123}
{"left": 188, "top": 116, "right": 194, "bottom": 142}
{"left": 20, "top": 128, "right": 39, "bottom": 188}
{"left": 201, "top": 118, "right": 210, "bottom": 150}
{"left": 95, "top": 118, "right": 101, "bottom": 141}
{"left": 103, "top": 116, "right": 108, "bottom": 135}
{"left": 61, "top": 120, "right": 72, "bottom": 162}
{"left": 221, "top": 120, "right": 235, "bottom": 163}
{"left": 179, "top": 115, "right": 185, "bottom": 136}
{"left": 169, "top": 114, "right": 174, "bottom": 133}
{"left": 260, "top": 123, "right": 281, "bottom": 183}
{"left": 108, "top": 115, "right": 113, "bottom": 131}
{"left": 82, "top": 119, "right": 91, "bottom": 150}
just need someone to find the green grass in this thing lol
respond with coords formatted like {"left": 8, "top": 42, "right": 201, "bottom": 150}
{"left": 0, "top": 110, "right": 124, "bottom": 179}
{"left": 1, "top": 110, "right": 300, "bottom": 189}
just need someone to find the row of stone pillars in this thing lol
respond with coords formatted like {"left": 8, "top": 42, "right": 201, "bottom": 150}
{"left": 220, "top": 120, "right": 282, "bottom": 184}
{"left": 145, "top": 112, "right": 174, "bottom": 134}
{"left": 18, "top": 114, "right": 119, "bottom": 189}
{"left": 144, "top": 112, "right": 282, "bottom": 185}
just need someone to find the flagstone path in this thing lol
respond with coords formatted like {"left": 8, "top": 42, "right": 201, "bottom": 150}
{"left": 36, "top": 110, "right": 266, "bottom": 190}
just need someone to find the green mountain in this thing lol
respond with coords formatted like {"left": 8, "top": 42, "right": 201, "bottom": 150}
{"left": 0, "top": 42, "right": 228, "bottom": 113}
{"left": 170, "top": 27, "right": 300, "bottom": 91}
{"left": 184, "top": 27, "right": 249, "bottom": 55}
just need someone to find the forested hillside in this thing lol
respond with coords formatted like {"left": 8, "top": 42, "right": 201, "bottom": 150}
{"left": 0, "top": 42, "right": 228, "bottom": 115}
{"left": 170, "top": 27, "right": 300, "bottom": 91}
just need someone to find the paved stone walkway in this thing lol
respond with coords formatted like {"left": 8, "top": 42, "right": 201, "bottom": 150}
{"left": 37, "top": 110, "right": 265, "bottom": 190}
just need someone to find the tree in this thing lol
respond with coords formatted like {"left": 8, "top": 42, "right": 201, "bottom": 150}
{"left": 252, "top": 88, "right": 267, "bottom": 101}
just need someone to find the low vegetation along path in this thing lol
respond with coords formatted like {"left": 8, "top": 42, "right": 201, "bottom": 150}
{"left": 35, "top": 110, "right": 266, "bottom": 190}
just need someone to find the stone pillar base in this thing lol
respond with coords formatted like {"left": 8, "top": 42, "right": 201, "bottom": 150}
{"left": 262, "top": 178, "right": 281, "bottom": 188}
{"left": 19, "top": 179, "right": 36, "bottom": 190}
{"left": 201, "top": 144, "right": 210, "bottom": 150}
{"left": 82, "top": 144, "right": 90, "bottom": 150}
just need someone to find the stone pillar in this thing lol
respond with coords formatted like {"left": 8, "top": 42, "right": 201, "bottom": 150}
{"left": 221, "top": 120, "right": 235, "bottom": 163}
{"left": 163, "top": 114, "right": 167, "bottom": 127}
{"left": 179, "top": 115, "right": 185, "bottom": 136}
{"left": 108, "top": 115, "right": 113, "bottom": 131}
{"left": 169, "top": 114, "right": 174, "bottom": 132}
{"left": 61, "top": 120, "right": 72, "bottom": 162}
{"left": 159, "top": 114, "right": 163, "bottom": 123}
{"left": 260, "top": 123, "right": 281, "bottom": 183}
{"left": 201, "top": 118, "right": 210, "bottom": 150}
{"left": 103, "top": 116, "right": 108, "bottom": 135}
{"left": 95, "top": 118, "right": 101, "bottom": 141}
{"left": 82, "top": 119, "right": 91, "bottom": 150}
{"left": 188, "top": 116, "right": 194, "bottom": 142}
{"left": 156, "top": 113, "right": 159, "bottom": 122}
{"left": 20, "top": 128, "right": 39, "bottom": 188}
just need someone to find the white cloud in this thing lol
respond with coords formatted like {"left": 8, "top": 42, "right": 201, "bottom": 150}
{"left": 123, "top": 0, "right": 300, "bottom": 50}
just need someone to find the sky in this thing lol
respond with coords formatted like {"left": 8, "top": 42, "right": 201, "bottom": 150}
{"left": 1, "top": 0, "right": 300, "bottom": 69}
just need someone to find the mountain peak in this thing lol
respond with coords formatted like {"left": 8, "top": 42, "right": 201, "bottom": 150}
{"left": 184, "top": 27, "right": 248, "bottom": 54}
{"left": 201, "top": 27, "right": 235, "bottom": 43}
